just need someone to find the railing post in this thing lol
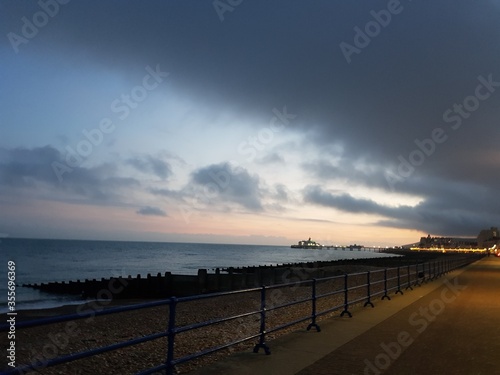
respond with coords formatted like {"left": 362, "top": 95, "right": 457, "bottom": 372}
{"left": 166, "top": 297, "right": 177, "bottom": 375}
{"left": 395, "top": 266, "right": 403, "bottom": 295}
{"left": 307, "top": 279, "right": 321, "bottom": 331}
{"left": 253, "top": 286, "right": 271, "bottom": 354}
{"left": 340, "top": 274, "right": 352, "bottom": 317}
{"left": 364, "top": 271, "right": 374, "bottom": 307}
{"left": 414, "top": 264, "right": 421, "bottom": 287}
{"left": 406, "top": 265, "right": 413, "bottom": 291}
{"left": 381, "top": 268, "right": 391, "bottom": 300}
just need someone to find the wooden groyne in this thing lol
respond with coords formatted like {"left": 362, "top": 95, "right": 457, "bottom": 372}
{"left": 22, "top": 263, "right": 332, "bottom": 300}
{"left": 21, "top": 252, "right": 445, "bottom": 300}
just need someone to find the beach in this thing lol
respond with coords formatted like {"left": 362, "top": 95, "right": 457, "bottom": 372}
{"left": 2, "top": 261, "right": 391, "bottom": 375}
{"left": 2, "top": 252, "right": 458, "bottom": 374}
{"left": 4, "top": 289, "right": 340, "bottom": 374}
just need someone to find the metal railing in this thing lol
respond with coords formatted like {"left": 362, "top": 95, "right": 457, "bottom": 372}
{"left": 0, "top": 254, "right": 482, "bottom": 375}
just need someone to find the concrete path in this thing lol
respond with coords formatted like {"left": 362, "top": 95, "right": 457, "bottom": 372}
{"left": 189, "top": 257, "right": 500, "bottom": 375}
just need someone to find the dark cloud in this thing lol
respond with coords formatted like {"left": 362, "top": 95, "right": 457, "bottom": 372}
{"left": 258, "top": 183, "right": 291, "bottom": 213}
{"left": 150, "top": 188, "right": 182, "bottom": 199}
{"left": 3, "top": 1, "right": 500, "bottom": 160}
{"left": 6, "top": 0, "right": 495, "bottom": 158}
{"left": 0, "top": 146, "right": 140, "bottom": 205}
{"left": 303, "top": 184, "right": 500, "bottom": 237}
{"left": 273, "top": 184, "right": 289, "bottom": 202}
{"left": 2, "top": 1, "right": 500, "bottom": 238}
{"left": 0, "top": 146, "right": 61, "bottom": 187}
{"left": 303, "top": 185, "right": 402, "bottom": 217}
{"left": 6, "top": 0, "right": 495, "bottom": 170}
{"left": 127, "top": 155, "right": 172, "bottom": 180}
{"left": 136, "top": 206, "right": 167, "bottom": 217}
{"left": 257, "top": 153, "right": 285, "bottom": 165}
{"left": 302, "top": 157, "right": 390, "bottom": 191}
{"left": 191, "top": 162, "right": 262, "bottom": 210}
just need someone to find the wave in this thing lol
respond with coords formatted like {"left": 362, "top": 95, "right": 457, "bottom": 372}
{"left": 0, "top": 295, "right": 86, "bottom": 314}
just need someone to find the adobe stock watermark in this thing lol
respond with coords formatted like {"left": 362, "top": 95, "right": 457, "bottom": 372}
{"left": 51, "top": 64, "right": 169, "bottom": 182}
{"left": 178, "top": 106, "right": 297, "bottom": 223}
{"left": 363, "top": 276, "right": 467, "bottom": 374}
{"left": 385, "top": 73, "right": 500, "bottom": 190}
{"left": 339, "top": 0, "right": 404, "bottom": 64}
{"left": 7, "top": 0, "right": 71, "bottom": 54}
{"left": 213, "top": 0, "right": 243, "bottom": 22}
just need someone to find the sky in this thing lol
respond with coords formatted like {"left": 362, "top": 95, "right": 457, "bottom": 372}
{"left": 1, "top": 0, "right": 500, "bottom": 246}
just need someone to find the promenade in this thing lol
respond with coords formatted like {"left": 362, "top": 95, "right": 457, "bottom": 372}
{"left": 189, "top": 256, "right": 500, "bottom": 375}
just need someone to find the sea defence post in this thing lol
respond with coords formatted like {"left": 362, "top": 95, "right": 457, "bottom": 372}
{"left": 22, "top": 252, "right": 455, "bottom": 299}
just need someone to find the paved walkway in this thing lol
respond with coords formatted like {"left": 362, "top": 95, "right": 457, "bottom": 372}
{"left": 188, "top": 257, "right": 500, "bottom": 375}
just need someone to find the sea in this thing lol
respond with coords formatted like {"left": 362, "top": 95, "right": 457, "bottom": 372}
{"left": 0, "top": 238, "right": 397, "bottom": 313}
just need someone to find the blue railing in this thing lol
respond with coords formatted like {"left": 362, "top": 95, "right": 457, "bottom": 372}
{"left": 0, "top": 254, "right": 482, "bottom": 375}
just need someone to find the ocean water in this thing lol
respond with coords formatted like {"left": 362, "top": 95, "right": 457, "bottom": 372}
{"left": 0, "top": 238, "right": 396, "bottom": 312}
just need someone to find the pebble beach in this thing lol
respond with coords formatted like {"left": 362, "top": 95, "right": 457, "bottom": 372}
{"left": 3, "top": 253, "right": 447, "bottom": 374}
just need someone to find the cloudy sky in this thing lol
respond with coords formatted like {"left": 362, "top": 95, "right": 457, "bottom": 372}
{"left": 1, "top": 0, "right": 499, "bottom": 246}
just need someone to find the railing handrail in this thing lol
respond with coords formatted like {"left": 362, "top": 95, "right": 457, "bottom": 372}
{"left": 2, "top": 298, "right": 174, "bottom": 330}
{"left": 1, "top": 253, "right": 483, "bottom": 375}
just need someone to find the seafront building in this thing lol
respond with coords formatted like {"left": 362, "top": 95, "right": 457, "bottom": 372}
{"left": 418, "top": 234, "right": 477, "bottom": 249}
{"left": 415, "top": 227, "right": 500, "bottom": 252}
{"left": 477, "top": 227, "right": 500, "bottom": 248}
